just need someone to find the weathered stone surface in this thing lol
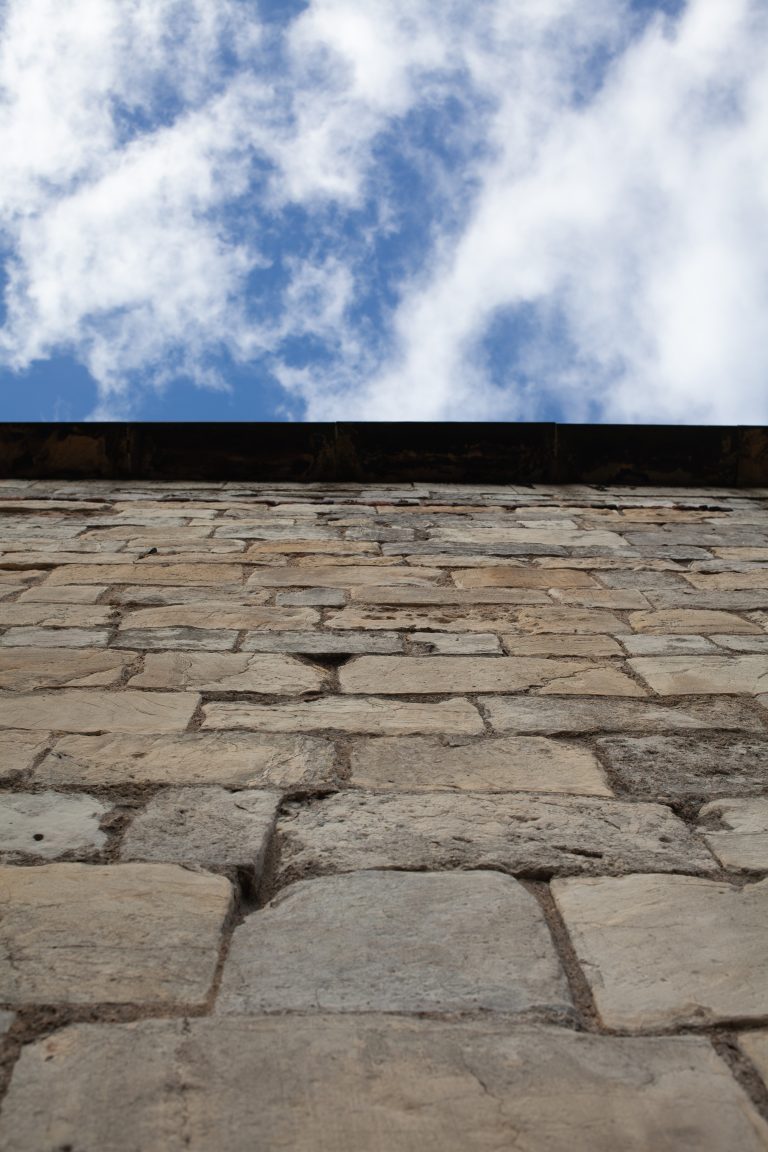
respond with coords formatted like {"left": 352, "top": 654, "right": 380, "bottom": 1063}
{"left": 698, "top": 798, "right": 768, "bottom": 871}
{"left": 0, "top": 647, "right": 133, "bottom": 690}
{"left": 18, "top": 584, "right": 107, "bottom": 603}
{"left": 114, "top": 627, "right": 240, "bottom": 650}
{"left": 350, "top": 735, "right": 611, "bottom": 795}
{"left": 0, "top": 1010, "right": 13, "bottom": 1036}
{"left": 409, "top": 631, "right": 502, "bottom": 654}
{"left": 0, "top": 729, "right": 50, "bottom": 782}
{"left": 340, "top": 655, "right": 610, "bottom": 694}
{"left": 247, "top": 566, "right": 440, "bottom": 588}
{"left": 0, "top": 626, "right": 111, "bottom": 648}
{"left": 119, "top": 605, "right": 320, "bottom": 630}
{"left": 484, "top": 695, "right": 761, "bottom": 733}
{"left": 629, "top": 609, "right": 761, "bottom": 634}
{"left": 204, "top": 698, "right": 483, "bottom": 735}
{"left": 597, "top": 735, "right": 768, "bottom": 801}
{"left": 621, "top": 634, "right": 719, "bottom": 655}
{"left": 0, "top": 863, "right": 232, "bottom": 1005}
{"left": 430, "top": 526, "right": 628, "bottom": 549}
{"left": 129, "top": 652, "right": 329, "bottom": 694}
{"left": 549, "top": 589, "right": 651, "bottom": 609}
{"left": 713, "top": 634, "right": 768, "bottom": 652}
{"left": 0, "top": 690, "right": 198, "bottom": 733}
{"left": 241, "top": 629, "right": 403, "bottom": 654}
{"left": 325, "top": 606, "right": 541, "bottom": 632}
{"left": 48, "top": 563, "right": 244, "bottom": 585}
{"left": 218, "top": 871, "right": 570, "bottom": 1015}
{"left": 350, "top": 586, "right": 550, "bottom": 604}
{"left": 276, "top": 792, "right": 715, "bottom": 884}
{"left": 738, "top": 1031, "right": 768, "bottom": 1092}
{"left": 453, "top": 566, "right": 596, "bottom": 588}
{"left": 108, "top": 584, "right": 261, "bottom": 606}
{"left": 121, "top": 787, "right": 280, "bottom": 874}
{"left": 553, "top": 874, "right": 768, "bottom": 1029}
{"left": 246, "top": 539, "right": 376, "bottom": 555}
{"left": 0, "top": 791, "right": 109, "bottom": 860}
{"left": 502, "top": 634, "right": 624, "bottom": 656}
{"left": 37, "top": 731, "right": 337, "bottom": 789}
{"left": 0, "top": 603, "right": 113, "bottom": 627}
{"left": 275, "top": 588, "right": 346, "bottom": 606}
{"left": 4, "top": 1020, "right": 766, "bottom": 1152}
{"left": 686, "top": 571, "right": 768, "bottom": 589}
{"left": 630, "top": 654, "right": 768, "bottom": 694}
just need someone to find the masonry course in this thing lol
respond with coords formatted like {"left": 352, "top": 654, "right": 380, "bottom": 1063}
{"left": 0, "top": 478, "right": 768, "bottom": 1149}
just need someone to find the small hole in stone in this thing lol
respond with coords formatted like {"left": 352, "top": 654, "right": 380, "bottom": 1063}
{"left": 33, "top": 833, "right": 45, "bottom": 841}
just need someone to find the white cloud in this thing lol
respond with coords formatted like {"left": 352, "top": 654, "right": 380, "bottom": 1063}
{"left": 0, "top": 0, "right": 766, "bottom": 422}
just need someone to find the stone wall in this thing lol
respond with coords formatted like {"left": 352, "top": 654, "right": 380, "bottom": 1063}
{"left": 0, "top": 479, "right": 767, "bottom": 1150}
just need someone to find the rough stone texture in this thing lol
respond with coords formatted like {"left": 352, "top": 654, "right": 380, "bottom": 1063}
{"left": 409, "top": 631, "right": 502, "bottom": 654}
{"left": 0, "top": 603, "right": 113, "bottom": 627}
{"left": 120, "top": 787, "right": 280, "bottom": 874}
{"left": 119, "top": 605, "right": 320, "bottom": 630}
{"left": 597, "top": 735, "right": 768, "bottom": 801}
{"left": 114, "top": 627, "right": 239, "bottom": 650}
{"left": 339, "top": 655, "right": 625, "bottom": 695}
{"left": 454, "top": 566, "right": 597, "bottom": 587}
{"left": 247, "top": 565, "right": 440, "bottom": 587}
{"left": 241, "top": 630, "right": 404, "bottom": 653}
{"left": 0, "top": 791, "right": 109, "bottom": 860}
{"left": 0, "top": 690, "right": 198, "bottom": 733}
{"left": 553, "top": 874, "right": 768, "bottom": 1029}
{"left": 738, "top": 1031, "right": 768, "bottom": 1094}
{"left": 0, "top": 729, "right": 50, "bottom": 782}
{"left": 349, "top": 586, "right": 550, "bottom": 604}
{"left": 47, "top": 563, "right": 244, "bottom": 584}
{"left": 218, "top": 871, "right": 571, "bottom": 1015}
{"left": 0, "top": 626, "right": 111, "bottom": 647}
{"left": 483, "top": 694, "right": 762, "bottom": 733}
{"left": 0, "top": 863, "right": 232, "bottom": 1005}
{"left": 620, "top": 634, "right": 720, "bottom": 655}
{"left": 501, "top": 633, "right": 624, "bottom": 656}
{"left": 276, "top": 792, "right": 715, "bottom": 884}
{"left": 628, "top": 609, "right": 761, "bottom": 634}
{"left": 630, "top": 654, "right": 768, "bottom": 694}
{"left": 698, "top": 798, "right": 768, "bottom": 871}
{"left": 4, "top": 1021, "right": 767, "bottom": 1152}
{"left": 129, "top": 652, "right": 329, "bottom": 694}
{"left": 350, "top": 735, "right": 612, "bottom": 795}
{"left": 204, "top": 697, "right": 484, "bottom": 735}
{"left": 0, "top": 647, "right": 133, "bottom": 690}
{"left": 35, "top": 732, "right": 337, "bottom": 789}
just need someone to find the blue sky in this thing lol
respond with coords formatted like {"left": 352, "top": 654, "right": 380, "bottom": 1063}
{"left": 0, "top": 0, "right": 766, "bottom": 424}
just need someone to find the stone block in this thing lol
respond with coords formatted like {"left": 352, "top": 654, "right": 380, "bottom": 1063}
{"left": 453, "top": 566, "right": 596, "bottom": 588}
{"left": 275, "top": 588, "right": 346, "bottom": 606}
{"left": 47, "top": 563, "right": 244, "bottom": 585}
{"left": 0, "top": 690, "right": 198, "bottom": 733}
{"left": 0, "top": 863, "right": 232, "bottom": 1006}
{"left": 0, "top": 627, "right": 111, "bottom": 648}
{"left": 121, "top": 787, "right": 279, "bottom": 874}
{"left": 276, "top": 792, "right": 715, "bottom": 884}
{"left": 409, "top": 631, "right": 502, "bottom": 654}
{"left": 620, "top": 634, "right": 719, "bottom": 655}
{"left": 0, "top": 604, "right": 113, "bottom": 627}
{"left": 350, "top": 735, "right": 611, "bottom": 795}
{"left": 597, "top": 735, "right": 768, "bottom": 802}
{"left": 203, "top": 698, "right": 484, "bottom": 735}
{"left": 129, "top": 652, "right": 329, "bottom": 694}
{"left": 18, "top": 584, "right": 107, "bottom": 603}
{"left": 698, "top": 798, "right": 768, "bottom": 871}
{"left": 241, "top": 630, "right": 404, "bottom": 654}
{"left": 501, "top": 634, "right": 624, "bottom": 656}
{"left": 485, "top": 694, "right": 762, "bottom": 733}
{"left": 0, "top": 648, "right": 133, "bottom": 690}
{"left": 350, "top": 587, "right": 550, "bottom": 605}
{"left": 549, "top": 589, "right": 651, "bottom": 609}
{"left": 630, "top": 654, "right": 768, "bottom": 694}
{"left": 4, "top": 1019, "right": 766, "bottom": 1152}
{"left": 119, "top": 605, "right": 320, "bottom": 630}
{"left": 247, "top": 566, "right": 440, "bottom": 588}
{"left": 115, "top": 628, "right": 240, "bottom": 650}
{"left": 340, "top": 655, "right": 607, "bottom": 694}
{"left": 217, "top": 871, "right": 570, "bottom": 1015}
{"left": 0, "top": 729, "right": 50, "bottom": 783}
{"left": 553, "top": 874, "right": 768, "bottom": 1029}
{"left": 0, "top": 791, "right": 109, "bottom": 860}
{"left": 629, "top": 609, "right": 761, "bottom": 634}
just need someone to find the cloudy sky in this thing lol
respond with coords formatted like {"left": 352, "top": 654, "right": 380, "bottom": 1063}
{"left": 0, "top": 0, "right": 766, "bottom": 423}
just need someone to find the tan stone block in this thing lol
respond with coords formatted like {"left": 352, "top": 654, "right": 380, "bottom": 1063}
{"left": 203, "top": 697, "right": 483, "bottom": 735}
{"left": 6, "top": 1020, "right": 766, "bottom": 1152}
{"left": 536, "top": 667, "right": 646, "bottom": 696}
{"left": 409, "top": 632, "right": 502, "bottom": 654}
{"left": 629, "top": 609, "right": 761, "bottom": 634}
{"left": 129, "top": 652, "right": 328, "bottom": 694}
{"left": 247, "top": 566, "right": 440, "bottom": 588}
{"left": 501, "top": 634, "right": 624, "bottom": 657}
{"left": 630, "top": 655, "right": 768, "bottom": 694}
{"left": 119, "top": 605, "right": 319, "bottom": 630}
{"left": 0, "top": 690, "right": 198, "bottom": 733}
{"left": 17, "top": 584, "right": 107, "bottom": 603}
{"left": 107, "top": 585, "right": 262, "bottom": 606}
{"left": 510, "top": 608, "right": 629, "bottom": 634}
{"left": 351, "top": 735, "right": 612, "bottom": 795}
{"left": 325, "top": 607, "right": 530, "bottom": 632}
{"left": 714, "top": 547, "right": 768, "bottom": 561}
{"left": 0, "top": 604, "right": 113, "bottom": 627}
{"left": 349, "top": 586, "right": 550, "bottom": 605}
{"left": 0, "top": 730, "right": 50, "bottom": 783}
{"left": 429, "top": 527, "right": 628, "bottom": 548}
{"left": 0, "top": 648, "right": 133, "bottom": 690}
{"left": 36, "top": 731, "right": 337, "bottom": 790}
{"left": 685, "top": 571, "right": 768, "bottom": 590}
{"left": 246, "top": 540, "right": 377, "bottom": 555}
{"left": 340, "top": 655, "right": 600, "bottom": 694}
{"left": 0, "top": 864, "right": 232, "bottom": 1006}
{"left": 535, "top": 556, "right": 683, "bottom": 570}
{"left": 0, "top": 627, "right": 111, "bottom": 648}
{"left": 295, "top": 554, "right": 399, "bottom": 566}
{"left": 553, "top": 874, "right": 768, "bottom": 1029}
{"left": 47, "top": 563, "right": 244, "bottom": 585}
{"left": 484, "top": 695, "right": 761, "bottom": 733}
{"left": 698, "top": 799, "right": 768, "bottom": 872}
{"left": 0, "top": 791, "right": 109, "bottom": 861}
{"left": 451, "top": 567, "right": 597, "bottom": 588}
{"left": 549, "top": 589, "right": 650, "bottom": 609}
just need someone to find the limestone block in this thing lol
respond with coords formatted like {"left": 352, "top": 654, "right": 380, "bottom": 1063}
{"left": 0, "top": 863, "right": 232, "bottom": 1005}
{"left": 0, "top": 729, "right": 50, "bottom": 782}
{"left": 0, "top": 690, "right": 198, "bottom": 733}
{"left": 409, "top": 631, "right": 502, "bottom": 654}
{"left": 203, "top": 698, "right": 484, "bottom": 736}
{"left": 47, "top": 563, "right": 244, "bottom": 585}
{"left": 275, "top": 588, "right": 346, "bottom": 606}
{"left": 0, "top": 604, "right": 113, "bottom": 627}
{"left": 349, "top": 587, "right": 550, "bottom": 604}
{"left": 325, "top": 607, "right": 539, "bottom": 632}
{"left": 501, "top": 634, "right": 624, "bottom": 656}
{"left": 4, "top": 1020, "right": 766, "bottom": 1152}
{"left": 247, "top": 566, "right": 441, "bottom": 588}
{"left": 597, "top": 735, "right": 768, "bottom": 801}
{"left": 108, "top": 585, "right": 262, "bottom": 605}
{"left": 553, "top": 874, "right": 768, "bottom": 1029}
{"left": 217, "top": 871, "right": 570, "bottom": 1014}
{"left": 620, "top": 634, "right": 719, "bottom": 655}
{"left": 713, "top": 635, "right": 768, "bottom": 652}
{"left": 698, "top": 798, "right": 768, "bottom": 871}
{"left": 36, "top": 732, "right": 337, "bottom": 790}
{"left": 0, "top": 647, "right": 133, "bottom": 690}
{"left": 453, "top": 566, "right": 596, "bottom": 588}
{"left": 121, "top": 787, "right": 279, "bottom": 874}
{"left": 129, "top": 652, "right": 328, "bottom": 694}
{"left": 0, "top": 627, "right": 111, "bottom": 648}
{"left": 429, "top": 527, "right": 629, "bottom": 548}
{"left": 484, "top": 695, "right": 762, "bottom": 733}
{"left": 501, "top": 608, "right": 630, "bottom": 633}
{"left": 276, "top": 792, "right": 715, "bottom": 884}
{"left": 686, "top": 571, "right": 768, "bottom": 589}
{"left": 115, "top": 628, "right": 240, "bottom": 650}
{"left": 118, "top": 605, "right": 320, "bottom": 630}
{"left": 350, "top": 735, "right": 611, "bottom": 795}
{"left": 629, "top": 609, "right": 761, "bottom": 634}
{"left": 549, "top": 589, "right": 651, "bottom": 609}
{"left": 340, "top": 656, "right": 601, "bottom": 694}
{"left": 241, "top": 630, "right": 404, "bottom": 654}
{"left": 0, "top": 791, "right": 109, "bottom": 860}
{"left": 18, "top": 584, "right": 107, "bottom": 603}
{"left": 630, "top": 654, "right": 768, "bottom": 694}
